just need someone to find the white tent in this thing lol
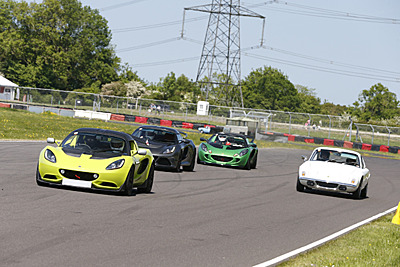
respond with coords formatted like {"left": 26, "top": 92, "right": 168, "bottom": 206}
{"left": 0, "top": 75, "right": 19, "bottom": 100}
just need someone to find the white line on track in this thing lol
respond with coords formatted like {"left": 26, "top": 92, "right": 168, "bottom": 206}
{"left": 253, "top": 206, "right": 398, "bottom": 267}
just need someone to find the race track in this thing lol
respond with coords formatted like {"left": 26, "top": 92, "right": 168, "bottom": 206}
{"left": 1, "top": 142, "right": 399, "bottom": 267}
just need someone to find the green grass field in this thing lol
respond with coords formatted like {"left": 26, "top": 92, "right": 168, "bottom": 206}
{"left": 1, "top": 107, "right": 399, "bottom": 266}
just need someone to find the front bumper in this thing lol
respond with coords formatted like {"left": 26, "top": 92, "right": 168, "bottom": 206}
{"left": 197, "top": 150, "right": 249, "bottom": 168}
{"left": 37, "top": 160, "right": 130, "bottom": 192}
{"left": 299, "top": 177, "right": 358, "bottom": 193}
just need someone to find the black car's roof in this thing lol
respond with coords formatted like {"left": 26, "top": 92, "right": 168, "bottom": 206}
{"left": 133, "top": 125, "right": 181, "bottom": 134}
{"left": 72, "top": 128, "right": 134, "bottom": 142}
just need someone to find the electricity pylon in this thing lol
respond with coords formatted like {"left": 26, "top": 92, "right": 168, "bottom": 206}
{"left": 182, "top": 0, "right": 265, "bottom": 108}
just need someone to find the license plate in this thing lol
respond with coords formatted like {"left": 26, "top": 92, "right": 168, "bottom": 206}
{"left": 62, "top": 178, "right": 92, "bottom": 188}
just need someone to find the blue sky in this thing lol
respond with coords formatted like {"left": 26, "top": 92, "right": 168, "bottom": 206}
{"left": 28, "top": 0, "right": 400, "bottom": 106}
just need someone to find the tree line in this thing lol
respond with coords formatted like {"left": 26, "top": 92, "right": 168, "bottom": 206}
{"left": 1, "top": 0, "right": 399, "bottom": 125}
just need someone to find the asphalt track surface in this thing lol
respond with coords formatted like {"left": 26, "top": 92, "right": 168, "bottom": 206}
{"left": 1, "top": 142, "right": 399, "bottom": 267}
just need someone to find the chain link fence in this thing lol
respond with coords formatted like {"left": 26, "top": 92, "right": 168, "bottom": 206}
{"left": 4, "top": 87, "right": 400, "bottom": 147}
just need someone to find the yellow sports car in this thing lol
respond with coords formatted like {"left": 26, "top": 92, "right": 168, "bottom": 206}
{"left": 36, "top": 128, "right": 154, "bottom": 195}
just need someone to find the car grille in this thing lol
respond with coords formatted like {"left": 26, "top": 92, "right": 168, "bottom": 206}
{"left": 316, "top": 181, "right": 338, "bottom": 188}
{"left": 59, "top": 169, "right": 98, "bottom": 181}
{"left": 211, "top": 155, "right": 233, "bottom": 162}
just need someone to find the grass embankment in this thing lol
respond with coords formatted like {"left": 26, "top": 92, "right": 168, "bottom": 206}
{"left": 1, "top": 107, "right": 400, "bottom": 266}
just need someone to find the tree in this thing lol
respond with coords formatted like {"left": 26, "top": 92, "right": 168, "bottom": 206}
{"left": 295, "top": 85, "right": 321, "bottom": 114}
{"left": 149, "top": 72, "right": 200, "bottom": 103}
{"left": 241, "top": 66, "right": 300, "bottom": 111}
{"left": 0, "top": 0, "right": 120, "bottom": 90}
{"left": 349, "top": 83, "right": 399, "bottom": 122}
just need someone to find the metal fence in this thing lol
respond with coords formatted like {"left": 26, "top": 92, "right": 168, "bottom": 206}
{"left": 4, "top": 87, "right": 400, "bottom": 147}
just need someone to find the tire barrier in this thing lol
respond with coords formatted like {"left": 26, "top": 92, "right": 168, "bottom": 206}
{"left": 362, "top": 144, "right": 372, "bottom": 151}
{"left": 134, "top": 116, "right": 148, "bottom": 124}
{"left": 147, "top": 117, "right": 160, "bottom": 125}
{"left": 124, "top": 115, "right": 136, "bottom": 122}
{"left": 160, "top": 120, "right": 172, "bottom": 127}
{"left": 323, "top": 139, "right": 334, "bottom": 146}
{"left": 182, "top": 122, "right": 194, "bottom": 129}
{"left": 343, "top": 141, "right": 353, "bottom": 148}
{"left": 0, "top": 103, "right": 11, "bottom": 108}
{"left": 380, "top": 145, "right": 389, "bottom": 153}
{"left": 110, "top": 114, "right": 125, "bottom": 121}
{"left": 353, "top": 142, "right": 363, "bottom": 149}
{"left": 260, "top": 132, "right": 400, "bottom": 154}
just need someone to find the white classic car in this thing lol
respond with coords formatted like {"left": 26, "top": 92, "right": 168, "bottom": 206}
{"left": 297, "top": 147, "right": 370, "bottom": 199}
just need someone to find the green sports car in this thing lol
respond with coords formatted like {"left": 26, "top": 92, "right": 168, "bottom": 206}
{"left": 36, "top": 128, "right": 154, "bottom": 195}
{"left": 197, "top": 133, "right": 258, "bottom": 170}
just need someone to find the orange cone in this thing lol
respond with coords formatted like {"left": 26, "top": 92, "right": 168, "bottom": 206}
{"left": 392, "top": 202, "right": 400, "bottom": 225}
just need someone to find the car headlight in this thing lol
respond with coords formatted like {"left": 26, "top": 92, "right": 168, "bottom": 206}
{"left": 200, "top": 143, "right": 208, "bottom": 152}
{"left": 44, "top": 149, "right": 56, "bottom": 163}
{"left": 106, "top": 159, "right": 125, "bottom": 170}
{"left": 163, "top": 146, "right": 176, "bottom": 154}
{"left": 238, "top": 149, "right": 249, "bottom": 157}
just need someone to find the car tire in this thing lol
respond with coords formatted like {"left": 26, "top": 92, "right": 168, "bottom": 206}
{"left": 296, "top": 178, "right": 305, "bottom": 192}
{"left": 244, "top": 158, "right": 251, "bottom": 170}
{"left": 183, "top": 148, "right": 196, "bottom": 171}
{"left": 137, "top": 163, "right": 154, "bottom": 194}
{"left": 352, "top": 179, "right": 363, "bottom": 199}
{"left": 251, "top": 153, "right": 258, "bottom": 169}
{"left": 361, "top": 182, "right": 368, "bottom": 198}
{"left": 124, "top": 166, "right": 135, "bottom": 196}
{"left": 174, "top": 153, "right": 182, "bottom": 172}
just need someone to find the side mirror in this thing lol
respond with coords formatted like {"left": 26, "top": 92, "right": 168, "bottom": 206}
{"left": 301, "top": 155, "right": 308, "bottom": 161}
{"left": 250, "top": 143, "right": 257, "bottom": 148}
{"left": 47, "top": 137, "right": 55, "bottom": 144}
{"left": 137, "top": 149, "right": 147, "bottom": 155}
{"left": 200, "top": 137, "right": 207, "bottom": 142}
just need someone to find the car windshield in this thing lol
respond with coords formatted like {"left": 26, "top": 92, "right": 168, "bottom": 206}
{"left": 311, "top": 149, "right": 360, "bottom": 167}
{"left": 61, "top": 132, "right": 128, "bottom": 157}
{"left": 207, "top": 134, "right": 248, "bottom": 149}
{"left": 132, "top": 128, "right": 177, "bottom": 144}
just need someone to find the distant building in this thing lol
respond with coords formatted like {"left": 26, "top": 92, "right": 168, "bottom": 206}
{"left": 0, "top": 75, "right": 19, "bottom": 101}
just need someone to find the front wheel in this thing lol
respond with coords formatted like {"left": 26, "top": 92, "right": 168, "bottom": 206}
{"left": 352, "top": 179, "right": 363, "bottom": 199}
{"left": 124, "top": 166, "right": 135, "bottom": 196}
{"left": 137, "top": 163, "right": 154, "bottom": 194}
{"left": 183, "top": 148, "right": 196, "bottom": 171}
{"left": 360, "top": 182, "right": 368, "bottom": 198}
{"left": 296, "top": 178, "right": 305, "bottom": 192}
{"left": 251, "top": 153, "right": 258, "bottom": 169}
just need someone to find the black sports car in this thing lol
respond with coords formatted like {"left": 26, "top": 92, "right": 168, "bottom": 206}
{"left": 132, "top": 126, "right": 196, "bottom": 171}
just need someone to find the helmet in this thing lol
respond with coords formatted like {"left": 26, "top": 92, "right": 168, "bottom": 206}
{"left": 110, "top": 139, "right": 124, "bottom": 151}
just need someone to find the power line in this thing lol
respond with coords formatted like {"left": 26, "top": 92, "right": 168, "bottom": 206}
{"left": 112, "top": 16, "right": 208, "bottom": 33}
{"left": 244, "top": 52, "right": 400, "bottom": 82}
{"left": 99, "top": 0, "right": 148, "bottom": 12}
{"left": 116, "top": 37, "right": 181, "bottom": 53}
{"left": 249, "top": 0, "right": 400, "bottom": 24}
{"left": 131, "top": 57, "right": 199, "bottom": 68}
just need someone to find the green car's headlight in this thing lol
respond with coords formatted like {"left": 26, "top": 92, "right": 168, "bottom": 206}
{"left": 238, "top": 149, "right": 249, "bottom": 157}
{"left": 200, "top": 143, "right": 208, "bottom": 152}
{"left": 163, "top": 146, "right": 176, "bottom": 154}
{"left": 106, "top": 159, "right": 125, "bottom": 170}
{"left": 44, "top": 149, "right": 56, "bottom": 163}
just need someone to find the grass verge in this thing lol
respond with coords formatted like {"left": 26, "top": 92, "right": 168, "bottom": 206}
{"left": 1, "top": 107, "right": 399, "bottom": 265}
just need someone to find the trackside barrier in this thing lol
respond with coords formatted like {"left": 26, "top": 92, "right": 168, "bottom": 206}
{"left": 182, "top": 122, "right": 193, "bottom": 129}
{"left": 380, "top": 145, "right": 389, "bottom": 153}
{"left": 160, "top": 120, "right": 172, "bottom": 127}
{"left": 323, "top": 139, "right": 334, "bottom": 146}
{"left": 304, "top": 138, "right": 314, "bottom": 143}
{"left": 0, "top": 103, "right": 11, "bottom": 108}
{"left": 110, "top": 114, "right": 125, "bottom": 121}
{"left": 74, "top": 110, "right": 111, "bottom": 121}
{"left": 135, "top": 116, "right": 148, "bottom": 124}
{"left": 362, "top": 144, "right": 372, "bottom": 151}
{"left": 343, "top": 141, "right": 353, "bottom": 148}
